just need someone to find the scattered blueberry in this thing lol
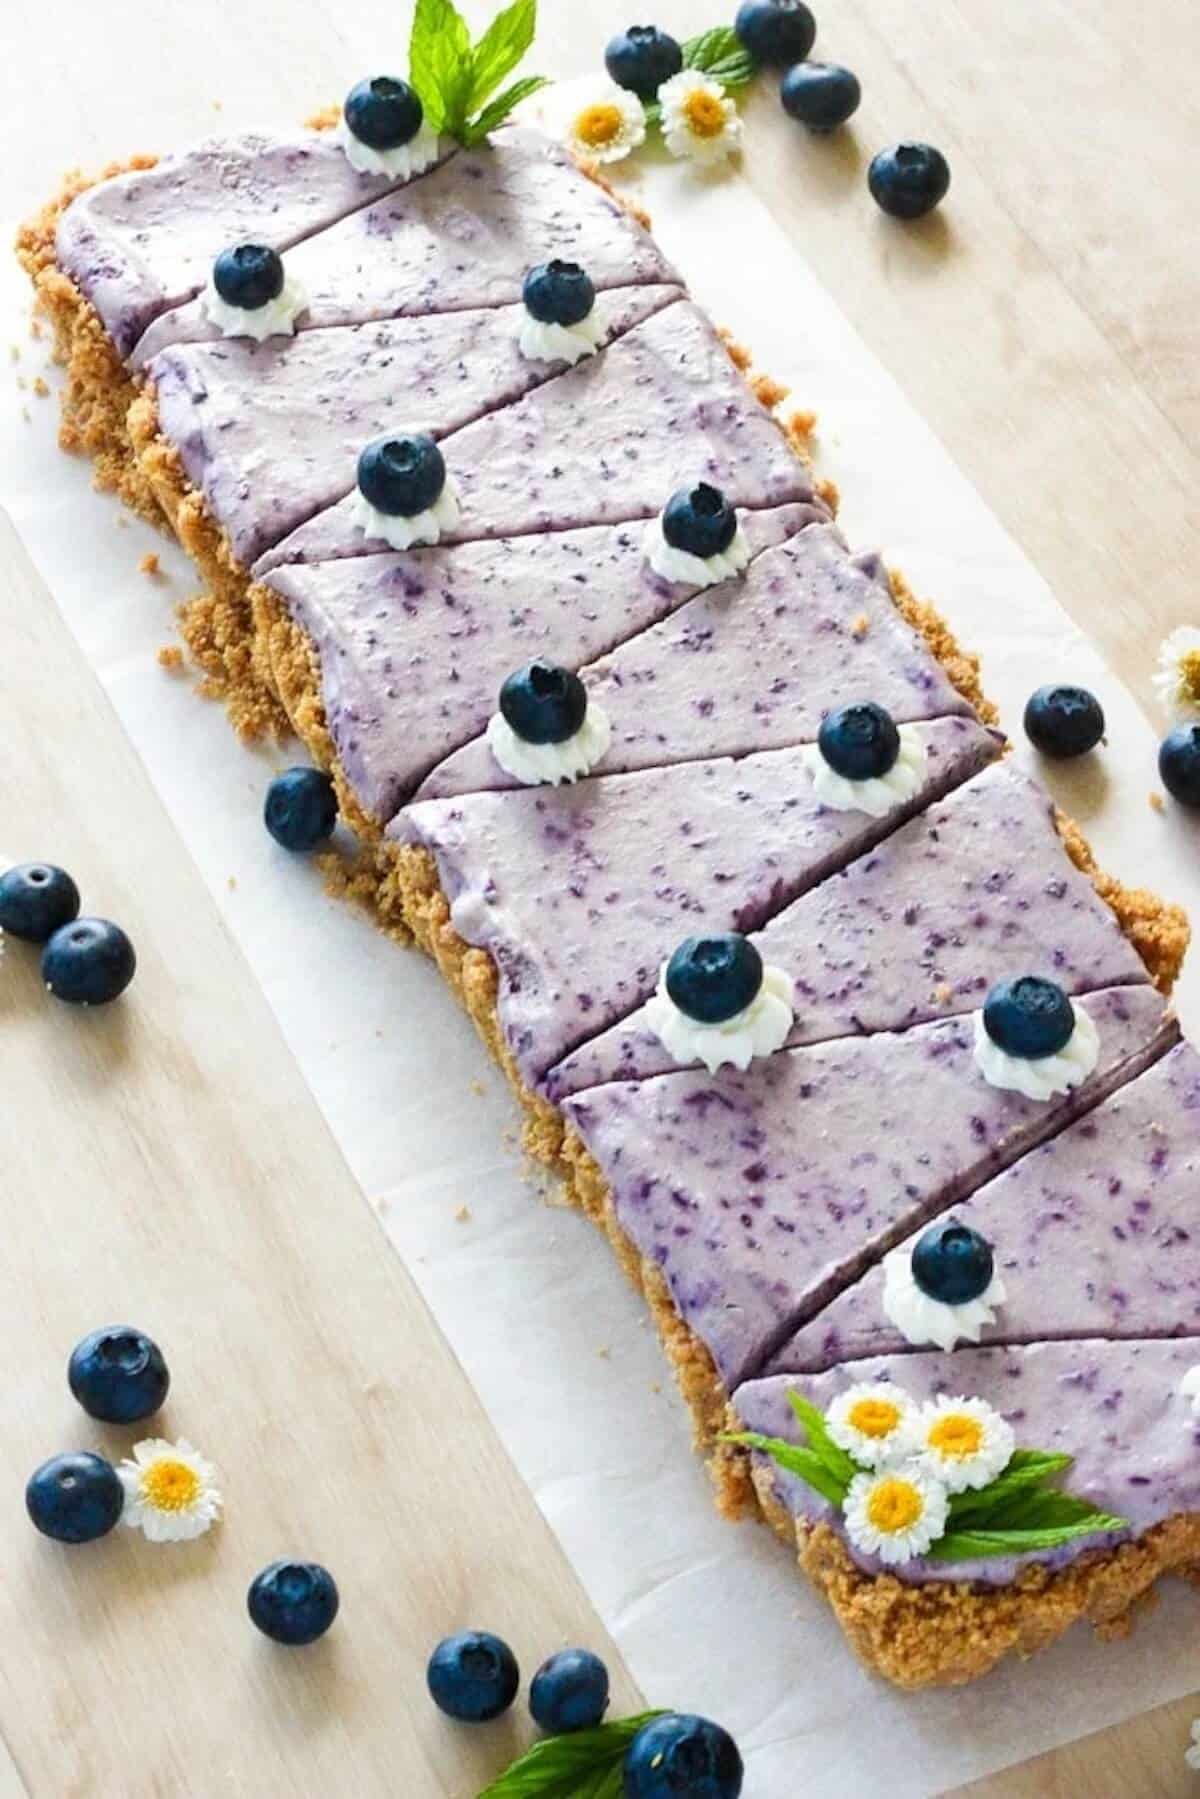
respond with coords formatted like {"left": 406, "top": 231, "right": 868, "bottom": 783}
{"left": 1159, "top": 723, "right": 1200, "bottom": 808}
{"left": 248, "top": 1560, "right": 340, "bottom": 1645}
{"left": 817, "top": 701, "right": 901, "bottom": 781}
{"left": 910, "top": 1219, "right": 995, "bottom": 1306}
{"left": 212, "top": 243, "right": 285, "bottom": 311}
{"left": 357, "top": 433, "right": 446, "bottom": 518}
{"left": 781, "top": 62, "right": 861, "bottom": 132}
{"left": 624, "top": 1712, "right": 744, "bottom": 1798}
{"left": 42, "top": 918, "right": 135, "bottom": 1006}
{"left": 529, "top": 1648, "right": 610, "bottom": 1733}
{"left": 661, "top": 483, "right": 738, "bottom": 561}
{"left": 982, "top": 974, "right": 1076, "bottom": 1060}
{"left": 263, "top": 767, "right": 338, "bottom": 853}
{"left": 1023, "top": 684, "right": 1105, "bottom": 759}
{"left": 343, "top": 75, "right": 424, "bottom": 149}
{"left": 0, "top": 862, "right": 80, "bottom": 943}
{"left": 68, "top": 1326, "right": 169, "bottom": 1424}
{"left": 734, "top": 0, "right": 816, "bottom": 67}
{"left": 868, "top": 143, "right": 951, "bottom": 220}
{"left": 604, "top": 25, "right": 683, "bottom": 99}
{"left": 523, "top": 260, "right": 596, "bottom": 328}
{"left": 499, "top": 661, "right": 588, "bottom": 745}
{"left": 26, "top": 1451, "right": 124, "bottom": 1544}
{"left": 427, "top": 1630, "right": 520, "bottom": 1722}
{"left": 665, "top": 934, "right": 763, "bottom": 1025}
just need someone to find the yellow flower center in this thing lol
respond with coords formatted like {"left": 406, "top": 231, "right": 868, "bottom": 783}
{"left": 142, "top": 1458, "right": 201, "bottom": 1512}
{"left": 575, "top": 103, "right": 624, "bottom": 149}
{"left": 1178, "top": 649, "right": 1200, "bottom": 703}
{"left": 846, "top": 1397, "right": 902, "bottom": 1439}
{"left": 682, "top": 91, "right": 728, "bottom": 139}
{"left": 927, "top": 1413, "right": 985, "bottom": 1460}
{"left": 866, "top": 1477, "right": 924, "bottom": 1535}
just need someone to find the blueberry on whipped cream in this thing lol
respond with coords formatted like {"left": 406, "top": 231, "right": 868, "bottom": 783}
{"left": 339, "top": 75, "right": 440, "bottom": 179}
{"left": 883, "top": 1218, "right": 1007, "bottom": 1351}
{"left": 974, "top": 974, "right": 1100, "bottom": 1100}
{"left": 352, "top": 433, "right": 461, "bottom": 550}
{"left": 519, "top": 260, "right": 603, "bottom": 364}
{"left": 645, "top": 932, "right": 794, "bottom": 1074}
{"left": 203, "top": 243, "right": 308, "bottom": 341}
{"left": 803, "top": 700, "right": 927, "bottom": 816}
{"left": 644, "top": 482, "right": 751, "bottom": 587}
{"left": 487, "top": 660, "right": 612, "bottom": 786}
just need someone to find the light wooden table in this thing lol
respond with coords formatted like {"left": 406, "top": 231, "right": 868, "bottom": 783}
{"left": 3, "top": 0, "right": 1198, "bottom": 1792}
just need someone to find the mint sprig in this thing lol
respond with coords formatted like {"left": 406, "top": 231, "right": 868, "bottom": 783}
{"left": 644, "top": 26, "right": 757, "bottom": 127}
{"left": 478, "top": 1711, "right": 666, "bottom": 1797}
{"left": 409, "top": 0, "right": 548, "bottom": 147}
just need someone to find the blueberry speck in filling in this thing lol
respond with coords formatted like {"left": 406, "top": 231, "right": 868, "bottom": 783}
{"left": 427, "top": 1630, "right": 520, "bottom": 1722}
{"left": 42, "top": 918, "right": 136, "bottom": 1006}
{"left": 662, "top": 483, "right": 738, "bottom": 559}
{"left": 263, "top": 768, "right": 338, "bottom": 853}
{"left": 248, "top": 1560, "right": 340, "bottom": 1645}
{"left": 523, "top": 260, "right": 596, "bottom": 327}
{"left": 529, "top": 1647, "right": 610, "bottom": 1733}
{"left": 910, "top": 1219, "right": 995, "bottom": 1306}
{"left": 69, "top": 1326, "right": 170, "bottom": 1424}
{"left": 0, "top": 862, "right": 80, "bottom": 942}
{"left": 868, "top": 143, "right": 951, "bottom": 220}
{"left": 604, "top": 25, "right": 684, "bottom": 99}
{"left": 499, "top": 660, "right": 588, "bottom": 744}
{"left": 817, "top": 701, "right": 901, "bottom": 780}
{"left": 735, "top": 0, "right": 816, "bottom": 67}
{"left": 624, "top": 1712, "right": 744, "bottom": 1799}
{"left": 26, "top": 1451, "right": 124, "bottom": 1544}
{"left": 666, "top": 933, "right": 763, "bottom": 1024}
{"left": 343, "top": 75, "right": 424, "bottom": 149}
{"left": 983, "top": 974, "right": 1076, "bottom": 1059}
{"left": 1159, "top": 723, "right": 1200, "bottom": 807}
{"left": 781, "top": 62, "right": 862, "bottom": 132}
{"left": 1024, "top": 684, "right": 1105, "bottom": 759}
{"left": 357, "top": 433, "right": 446, "bottom": 517}
{"left": 212, "top": 243, "right": 285, "bottom": 310}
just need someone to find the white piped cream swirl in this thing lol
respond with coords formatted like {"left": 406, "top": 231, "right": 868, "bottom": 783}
{"left": 802, "top": 724, "right": 926, "bottom": 818}
{"left": 518, "top": 309, "right": 606, "bottom": 366}
{"left": 882, "top": 1245, "right": 1007, "bottom": 1351}
{"left": 972, "top": 1003, "right": 1099, "bottom": 1101}
{"left": 201, "top": 271, "right": 308, "bottom": 342}
{"left": 645, "top": 963, "right": 794, "bottom": 1074}
{"left": 336, "top": 117, "right": 441, "bottom": 179}
{"left": 486, "top": 701, "right": 612, "bottom": 787}
{"left": 643, "top": 515, "right": 751, "bottom": 589}
{"left": 350, "top": 477, "right": 462, "bottom": 552}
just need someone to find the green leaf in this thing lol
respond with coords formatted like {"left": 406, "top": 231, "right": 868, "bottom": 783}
{"left": 409, "top": 0, "right": 473, "bottom": 136}
{"left": 682, "top": 26, "right": 757, "bottom": 90}
{"left": 469, "top": 0, "right": 538, "bottom": 112}
{"left": 784, "top": 1388, "right": 860, "bottom": 1486}
{"left": 723, "top": 1430, "right": 850, "bottom": 1508}
{"left": 478, "top": 1712, "right": 667, "bottom": 1797}
{"left": 463, "top": 74, "right": 550, "bottom": 145}
{"left": 927, "top": 1514, "right": 1129, "bottom": 1563}
{"left": 946, "top": 1451, "right": 1074, "bottom": 1526}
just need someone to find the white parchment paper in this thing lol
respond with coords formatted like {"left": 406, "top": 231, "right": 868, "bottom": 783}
{"left": 3, "top": 106, "right": 1199, "bottom": 1796}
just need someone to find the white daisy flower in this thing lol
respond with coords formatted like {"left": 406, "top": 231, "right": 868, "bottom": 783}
{"left": 913, "top": 1395, "right": 1015, "bottom": 1494}
{"left": 825, "top": 1381, "right": 922, "bottom": 1469}
{"left": 1186, "top": 1718, "right": 1200, "bottom": 1772}
{"left": 1154, "top": 627, "right": 1200, "bottom": 722}
{"left": 659, "top": 70, "right": 743, "bottom": 165}
{"left": 842, "top": 1465, "right": 949, "bottom": 1566}
{"left": 565, "top": 82, "right": 647, "bottom": 165}
{"left": 118, "top": 1437, "right": 222, "bottom": 1543}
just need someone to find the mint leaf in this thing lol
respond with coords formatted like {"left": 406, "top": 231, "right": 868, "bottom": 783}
{"left": 409, "top": 0, "right": 473, "bottom": 135}
{"left": 469, "top": 0, "right": 538, "bottom": 111}
{"left": 464, "top": 74, "right": 549, "bottom": 146}
{"left": 946, "top": 1451, "right": 1074, "bottom": 1526}
{"left": 478, "top": 1712, "right": 666, "bottom": 1796}
{"left": 723, "top": 1430, "right": 850, "bottom": 1507}
{"left": 682, "top": 26, "right": 757, "bottom": 90}
{"left": 785, "top": 1388, "right": 860, "bottom": 1486}
{"left": 927, "top": 1514, "right": 1129, "bottom": 1563}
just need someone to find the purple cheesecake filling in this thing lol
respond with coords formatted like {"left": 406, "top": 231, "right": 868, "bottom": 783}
{"left": 148, "top": 285, "right": 681, "bottom": 568}
{"left": 130, "top": 129, "right": 679, "bottom": 361}
{"left": 767, "top": 1038, "right": 1200, "bottom": 1374}
{"left": 415, "top": 524, "right": 975, "bottom": 801}
{"left": 252, "top": 301, "right": 821, "bottom": 577}
{"left": 392, "top": 716, "right": 1000, "bottom": 1085}
{"left": 265, "top": 505, "right": 818, "bottom": 823}
{"left": 546, "top": 760, "right": 1152, "bottom": 1099}
{"left": 733, "top": 1339, "right": 1200, "bottom": 1585}
{"left": 561, "top": 986, "right": 1175, "bottom": 1391}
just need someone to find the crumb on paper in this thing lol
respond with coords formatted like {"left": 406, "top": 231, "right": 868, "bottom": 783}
{"left": 788, "top": 408, "right": 817, "bottom": 441}
{"left": 454, "top": 1204, "right": 472, "bottom": 1224}
{"left": 850, "top": 612, "right": 870, "bottom": 640}
{"left": 157, "top": 644, "right": 184, "bottom": 671}
{"left": 470, "top": 1078, "right": 486, "bottom": 1096}
{"left": 8, "top": 344, "right": 18, "bottom": 363}
{"left": 15, "top": 374, "right": 25, "bottom": 390}
{"left": 139, "top": 551, "right": 162, "bottom": 578}
{"left": 651, "top": 1381, "right": 663, "bottom": 1394}
{"left": 115, "top": 514, "right": 129, "bottom": 528}
{"left": 597, "top": 1346, "right": 611, "bottom": 1360}
{"left": 32, "top": 375, "right": 48, "bottom": 398}
{"left": 1150, "top": 790, "right": 1165, "bottom": 814}
{"left": 227, "top": 874, "right": 237, "bottom": 891}
{"left": 751, "top": 372, "right": 790, "bottom": 411}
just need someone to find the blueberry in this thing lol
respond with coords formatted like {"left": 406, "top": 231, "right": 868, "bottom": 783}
{"left": 523, "top": 260, "right": 596, "bottom": 328}
{"left": 605, "top": 25, "right": 683, "bottom": 99}
{"left": 817, "top": 701, "right": 901, "bottom": 781}
{"left": 343, "top": 75, "right": 424, "bottom": 150}
{"left": 665, "top": 934, "right": 763, "bottom": 1025}
{"left": 911, "top": 1219, "right": 995, "bottom": 1306}
{"left": 623, "top": 1712, "right": 743, "bottom": 1798}
{"left": 868, "top": 143, "right": 951, "bottom": 220}
{"left": 0, "top": 862, "right": 80, "bottom": 943}
{"left": 212, "top": 243, "right": 285, "bottom": 310}
{"left": 734, "top": 0, "right": 816, "bottom": 67}
{"left": 499, "top": 661, "right": 588, "bottom": 745}
{"left": 42, "top": 918, "right": 135, "bottom": 1005}
{"left": 26, "top": 1452, "right": 123, "bottom": 1544}
{"left": 661, "top": 484, "right": 738, "bottom": 561}
{"left": 357, "top": 433, "right": 446, "bottom": 518}
{"left": 781, "top": 62, "right": 861, "bottom": 132}
{"left": 264, "top": 767, "right": 339, "bottom": 852}
{"left": 427, "top": 1630, "right": 519, "bottom": 1722}
{"left": 68, "top": 1326, "right": 169, "bottom": 1424}
{"left": 529, "top": 1648, "right": 610, "bottom": 1733}
{"left": 1159, "top": 723, "right": 1200, "bottom": 808}
{"left": 1023, "top": 684, "right": 1105, "bottom": 759}
{"left": 248, "top": 1560, "right": 339, "bottom": 1645}
{"left": 982, "top": 974, "right": 1076, "bottom": 1059}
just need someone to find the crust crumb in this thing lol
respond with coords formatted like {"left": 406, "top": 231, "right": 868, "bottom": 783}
{"left": 304, "top": 105, "right": 339, "bottom": 131}
{"left": 157, "top": 644, "right": 184, "bottom": 672}
{"left": 572, "top": 156, "right": 654, "bottom": 230}
{"left": 887, "top": 567, "right": 997, "bottom": 726}
{"left": 787, "top": 408, "right": 817, "bottom": 442}
{"left": 32, "top": 375, "right": 49, "bottom": 397}
{"left": 849, "top": 611, "right": 870, "bottom": 640}
{"left": 716, "top": 327, "right": 753, "bottom": 372}
{"left": 1055, "top": 806, "right": 1189, "bottom": 992}
{"left": 138, "top": 551, "right": 161, "bottom": 577}
{"left": 751, "top": 372, "right": 790, "bottom": 410}
{"left": 1150, "top": 790, "right": 1165, "bottom": 813}
{"left": 816, "top": 476, "right": 840, "bottom": 514}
